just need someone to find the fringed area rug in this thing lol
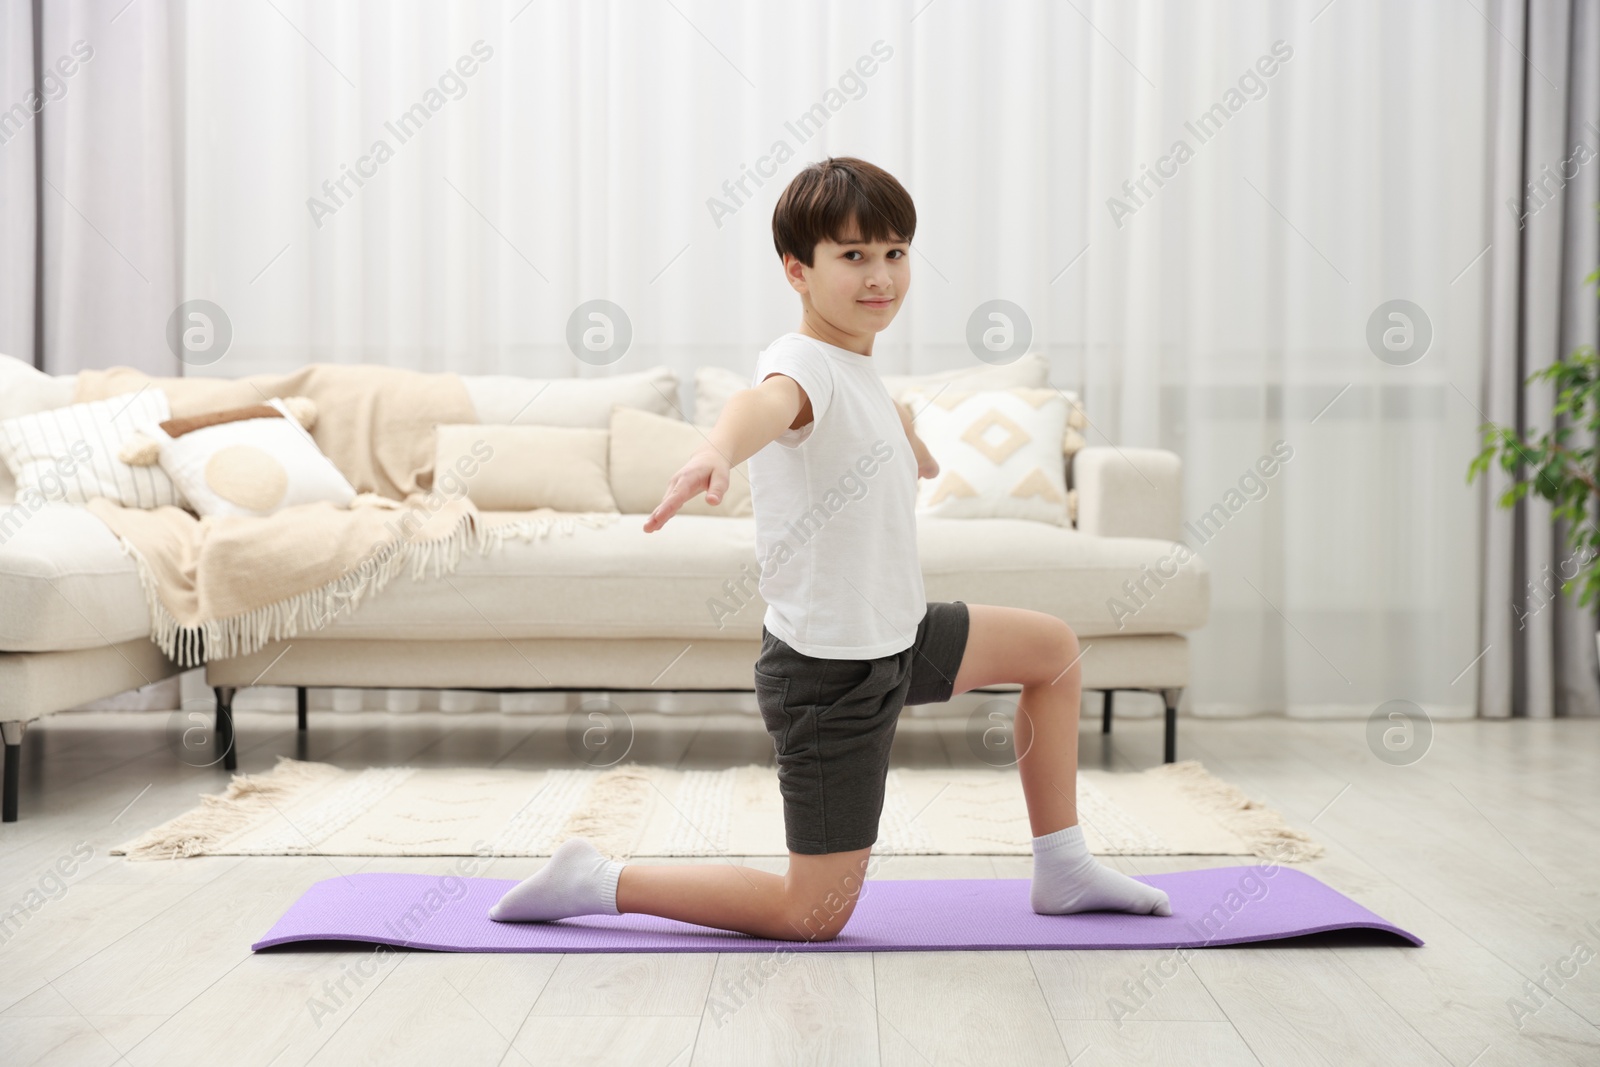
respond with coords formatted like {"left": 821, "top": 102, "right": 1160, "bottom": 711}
{"left": 112, "top": 757, "right": 1325, "bottom": 863}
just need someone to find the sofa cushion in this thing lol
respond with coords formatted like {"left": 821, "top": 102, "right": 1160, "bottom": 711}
{"left": 0, "top": 353, "right": 79, "bottom": 504}
{"left": 0, "top": 506, "right": 1206, "bottom": 654}
{"left": 0, "top": 353, "right": 77, "bottom": 423}
{"left": 302, "top": 514, "right": 1207, "bottom": 643}
{"left": 0, "top": 503, "right": 149, "bottom": 652}
{"left": 693, "top": 352, "right": 1054, "bottom": 429}
{"left": 880, "top": 351, "right": 1051, "bottom": 404}
{"left": 436, "top": 423, "right": 617, "bottom": 512}
{"left": 609, "top": 405, "right": 753, "bottom": 517}
{"left": 462, "top": 366, "right": 680, "bottom": 426}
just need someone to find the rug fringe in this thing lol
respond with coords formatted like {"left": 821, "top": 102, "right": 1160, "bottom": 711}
{"left": 112, "top": 757, "right": 1320, "bottom": 862}
{"left": 1151, "top": 759, "right": 1326, "bottom": 862}
{"left": 111, "top": 756, "right": 341, "bottom": 861}
{"left": 561, "top": 763, "right": 656, "bottom": 860}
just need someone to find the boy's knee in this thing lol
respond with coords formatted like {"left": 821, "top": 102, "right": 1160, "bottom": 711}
{"left": 787, "top": 917, "right": 843, "bottom": 942}
{"left": 1033, "top": 615, "right": 1079, "bottom": 681}
{"left": 779, "top": 891, "right": 860, "bottom": 942}
{"left": 789, "top": 900, "right": 855, "bottom": 941}
{"left": 1059, "top": 620, "right": 1081, "bottom": 663}
{"left": 780, "top": 847, "right": 870, "bottom": 940}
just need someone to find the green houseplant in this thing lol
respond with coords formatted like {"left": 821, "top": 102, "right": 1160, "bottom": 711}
{"left": 1468, "top": 306, "right": 1600, "bottom": 619}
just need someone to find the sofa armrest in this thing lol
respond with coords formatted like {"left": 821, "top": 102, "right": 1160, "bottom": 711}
{"left": 1072, "top": 446, "right": 1182, "bottom": 541}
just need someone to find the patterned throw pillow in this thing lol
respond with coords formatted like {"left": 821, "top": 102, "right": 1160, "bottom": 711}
{"left": 134, "top": 397, "right": 356, "bottom": 517}
{"left": 0, "top": 389, "right": 184, "bottom": 507}
{"left": 902, "top": 386, "right": 1071, "bottom": 525}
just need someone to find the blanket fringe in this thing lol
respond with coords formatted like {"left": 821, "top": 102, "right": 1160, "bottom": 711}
{"left": 110, "top": 755, "right": 342, "bottom": 861}
{"left": 113, "top": 509, "right": 621, "bottom": 668}
{"left": 1151, "top": 759, "right": 1326, "bottom": 862}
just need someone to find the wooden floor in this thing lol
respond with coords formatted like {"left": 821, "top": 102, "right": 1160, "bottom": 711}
{"left": 1, "top": 695, "right": 1597, "bottom": 1067}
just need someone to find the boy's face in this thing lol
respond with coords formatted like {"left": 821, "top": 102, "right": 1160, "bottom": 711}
{"left": 785, "top": 224, "right": 910, "bottom": 336}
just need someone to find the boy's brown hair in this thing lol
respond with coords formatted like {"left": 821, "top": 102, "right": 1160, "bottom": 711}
{"left": 771, "top": 156, "right": 916, "bottom": 268}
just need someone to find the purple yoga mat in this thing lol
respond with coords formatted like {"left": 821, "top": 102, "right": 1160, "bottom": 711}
{"left": 252, "top": 866, "right": 1422, "bottom": 952}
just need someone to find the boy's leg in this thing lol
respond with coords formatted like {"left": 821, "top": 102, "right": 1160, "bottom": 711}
{"left": 597, "top": 610, "right": 961, "bottom": 941}
{"left": 614, "top": 846, "right": 873, "bottom": 942}
{"left": 949, "top": 604, "right": 1085, "bottom": 836}
{"left": 949, "top": 603, "right": 1170, "bottom": 916}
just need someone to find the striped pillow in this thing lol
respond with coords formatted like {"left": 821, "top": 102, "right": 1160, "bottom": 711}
{"left": 0, "top": 389, "right": 185, "bottom": 508}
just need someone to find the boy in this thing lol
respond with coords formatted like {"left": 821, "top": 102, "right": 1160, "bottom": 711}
{"left": 489, "top": 157, "right": 1170, "bottom": 939}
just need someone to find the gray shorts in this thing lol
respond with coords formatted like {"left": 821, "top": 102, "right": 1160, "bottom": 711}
{"left": 753, "top": 600, "right": 971, "bottom": 855}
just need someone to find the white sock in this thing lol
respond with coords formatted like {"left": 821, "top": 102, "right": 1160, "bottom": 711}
{"left": 488, "top": 836, "right": 626, "bottom": 922}
{"left": 1030, "top": 824, "right": 1172, "bottom": 916}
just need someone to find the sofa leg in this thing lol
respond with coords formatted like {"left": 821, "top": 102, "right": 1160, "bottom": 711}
{"left": 1101, "top": 690, "right": 1114, "bottom": 734}
{"left": 297, "top": 687, "right": 308, "bottom": 732}
{"left": 2, "top": 721, "right": 23, "bottom": 823}
{"left": 214, "top": 687, "right": 237, "bottom": 771}
{"left": 1160, "top": 687, "right": 1182, "bottom": 764}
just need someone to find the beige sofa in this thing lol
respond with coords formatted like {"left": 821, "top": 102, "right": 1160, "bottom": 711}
{"left": 0, "top": 353, "right": 1208, "bottom": 821}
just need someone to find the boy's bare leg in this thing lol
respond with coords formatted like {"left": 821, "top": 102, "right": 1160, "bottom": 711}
{"left": 615, "top": 846, "right": 873, "bottom": 942}
{"left": 951, "top": 604, "right": 1082, "bottom": 835}
{"left": 951, "top": 603, "right": 1170, "bottom": 916}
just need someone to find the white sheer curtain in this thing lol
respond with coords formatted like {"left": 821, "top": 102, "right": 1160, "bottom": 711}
{"left": 68, "top": 0, "right": 1497, "bottom": 720}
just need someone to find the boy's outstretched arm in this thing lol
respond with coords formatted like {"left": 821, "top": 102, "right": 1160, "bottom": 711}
{"left": 896, "top": 399, "right": 940, "bottom": 479}
{"left": 643, "top": 373, "right": 806, "bottom": 532}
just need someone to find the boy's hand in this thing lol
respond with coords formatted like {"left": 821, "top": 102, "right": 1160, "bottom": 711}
{"left": 896, "top": 400, "right": 940, "bottom": 480}
{"left": 644, "top": 447, "right": 731, "bottom": 532}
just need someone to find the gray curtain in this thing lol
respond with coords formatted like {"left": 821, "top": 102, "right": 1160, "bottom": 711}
{"left": 1482, "top": 0, "right": 1600, "bottom": 719}
{"left": 0, "top": 1, "right": 37, "bottom": 364}
{"left": 0, "top": 0, "right": 183, "bottom": 377}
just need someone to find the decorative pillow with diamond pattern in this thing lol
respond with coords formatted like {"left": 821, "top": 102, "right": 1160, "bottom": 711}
{"left": 902, "top": 386, "right": 1071, "bottom": 525}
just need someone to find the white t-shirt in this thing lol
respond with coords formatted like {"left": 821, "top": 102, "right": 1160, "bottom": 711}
{"left": 747, "top": 331, "right": 926, "bottom": 659}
